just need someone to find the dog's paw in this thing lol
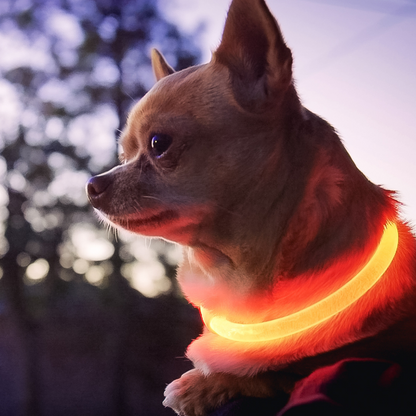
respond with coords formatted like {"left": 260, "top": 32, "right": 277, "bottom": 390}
{"left": 162, "top": 368, "right": 294, "bottom": 416}
{"left": 163, "top": 369, "right": 232, "bottom": 416}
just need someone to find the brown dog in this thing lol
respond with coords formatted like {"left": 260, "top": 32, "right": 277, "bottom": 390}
{"left": 87, "top": 0, "right": 416, "bottom": 415}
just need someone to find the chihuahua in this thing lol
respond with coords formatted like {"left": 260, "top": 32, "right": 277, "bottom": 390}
{"left": 87, "top": 0, "right": 416, "bottom": 415}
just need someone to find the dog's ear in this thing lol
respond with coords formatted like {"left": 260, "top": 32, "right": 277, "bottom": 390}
{"left": 151, "top": 48, "right": 175, "bottom": 81}
{"left": 214, "top": 0, "right": 293, "bottom": 109}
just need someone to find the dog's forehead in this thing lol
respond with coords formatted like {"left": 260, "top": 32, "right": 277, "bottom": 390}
{"left": 144, "top": 65, "right": 204, "bottom": 109}
{"left": 132, "top": 63, "right": 234, "bottom": 127}
{"left": 126, "top": 69, "right": 194, "bottom": 132}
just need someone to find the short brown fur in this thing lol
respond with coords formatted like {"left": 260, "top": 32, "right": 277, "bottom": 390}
{"left": 87, "top": 1, "right": 416, "bottom": 415}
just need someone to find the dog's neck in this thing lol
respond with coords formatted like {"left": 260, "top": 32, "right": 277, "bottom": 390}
{"left": 200, "top": 221, "right": 399, "bottom": 343}
{"left": 179, "top": 208, "right": 396, "bottom": 324}
{"left": 181, "top": 215, "right": 416, "bottom": 376}
{"left": 177, "top": 118, "right": 416, "bottom": 374}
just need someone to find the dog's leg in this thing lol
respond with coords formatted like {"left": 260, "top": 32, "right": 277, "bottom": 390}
{"left": 163, "top": 368, "right": 296, "bottom": 416}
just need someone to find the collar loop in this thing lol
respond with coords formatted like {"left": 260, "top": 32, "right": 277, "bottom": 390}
{"left": 201, "top": 222, "right": 399, "bottom": 342}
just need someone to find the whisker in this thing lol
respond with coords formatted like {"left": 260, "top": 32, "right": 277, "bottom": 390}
{"left": 133, "top": 200, "right": 142, "bottom": 214}
{"left": 140, "top": 195, "right": 240, "bottom": 218}
{"left": 142, "top": 195, "right": 163, "bottom": 202}
{"left": 106, "top": 222, "right": 116, "bottom": 238}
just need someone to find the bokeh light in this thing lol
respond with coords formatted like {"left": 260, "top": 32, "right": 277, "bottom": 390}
{"left": 25, "top": 258, "right": 50, "bottom": 282}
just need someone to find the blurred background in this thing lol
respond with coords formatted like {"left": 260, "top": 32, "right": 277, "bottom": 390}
{"left": 0, "top": 0, "right": 414, "bottom": 415}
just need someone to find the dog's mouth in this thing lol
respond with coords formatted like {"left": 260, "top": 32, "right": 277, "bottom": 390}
{"left": 107, "top": 209, "right": 178, "bottom": 234}
{"left": 95, "top": 202, "right": 209, "bottom": 244}
{"left": 100, "top": 208, "right": 199, "bottom": 245}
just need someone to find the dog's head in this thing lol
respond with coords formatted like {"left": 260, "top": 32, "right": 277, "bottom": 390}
{"left": 87, "top": 0, "right": 380, "bottom": 282}
{"left": 87, "top": 0, "right": 302, "bottom": 247}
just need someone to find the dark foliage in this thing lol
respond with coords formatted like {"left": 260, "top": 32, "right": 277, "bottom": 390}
{"left": 0, "top": 0, "right": 202, "bottom": 414}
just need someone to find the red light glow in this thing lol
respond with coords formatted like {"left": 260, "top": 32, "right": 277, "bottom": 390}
{"left": 201, "top": 222, "right": 398, "bottom": 342}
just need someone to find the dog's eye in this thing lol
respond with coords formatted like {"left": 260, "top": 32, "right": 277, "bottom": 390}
{"left": 150, "top": 134, "right": 172, "bottom": 158}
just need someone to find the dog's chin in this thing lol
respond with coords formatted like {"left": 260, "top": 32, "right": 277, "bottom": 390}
{"left": 111, "top": 210, "right": 178, "bottom": 234}
{"left": 94, "top": 208, "right": 195, "bottom": 244}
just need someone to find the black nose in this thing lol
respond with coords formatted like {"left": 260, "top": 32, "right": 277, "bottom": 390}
{"left": 86, "top": 173, "right": 112, "bottom": 209}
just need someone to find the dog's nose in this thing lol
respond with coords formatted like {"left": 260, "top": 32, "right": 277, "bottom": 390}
{"left": 86, "top": 173, "right": 112, "bottom": 209}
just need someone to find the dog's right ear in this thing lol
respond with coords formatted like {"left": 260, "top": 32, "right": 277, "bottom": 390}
{"left": 213, "top": 0, "right": 293, "bottom": 110}
{"left": 151, "top": 48, "right": 175, "bottom": 81}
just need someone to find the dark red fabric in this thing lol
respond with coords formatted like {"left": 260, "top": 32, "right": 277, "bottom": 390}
{"left": 208, "top": 358, "right": 416, "bottom": 416}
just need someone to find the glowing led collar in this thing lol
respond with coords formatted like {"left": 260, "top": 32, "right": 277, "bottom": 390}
{"left": 201, "top": 222, "right": 399, "bottom": 342}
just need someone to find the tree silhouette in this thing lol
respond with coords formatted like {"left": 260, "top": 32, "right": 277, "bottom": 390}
{"left": 0, "top": 1, "right": 202, "bottom": 414}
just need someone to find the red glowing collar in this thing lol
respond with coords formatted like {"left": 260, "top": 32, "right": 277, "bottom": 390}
{"left": 201, "top": 222, "right": 399, "bottom": 343}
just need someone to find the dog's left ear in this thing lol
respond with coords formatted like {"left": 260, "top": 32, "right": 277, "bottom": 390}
{"left": 214, "top": 0, "right": 293, "bottom": 109}
{"left": 151, "top": 48, "right": 175, "bottom": 81}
